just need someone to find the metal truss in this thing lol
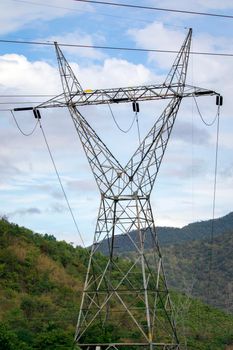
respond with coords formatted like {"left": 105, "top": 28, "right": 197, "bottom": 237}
{"left": 34, "top": 83, "right": 216, "bottom": 109}
{"left": 14, "top": 36, "right": 216, "bottom": 112}
{"left": 56, "top": 28, "right": 187, "bottom": 350}
{"left": 14, "top": 28, "right": 220, "bottom": 349}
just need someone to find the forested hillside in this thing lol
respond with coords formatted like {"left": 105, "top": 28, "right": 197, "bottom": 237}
{"left": 162, "top": 231, "right": 233, "bottom": 313}
{"left": 0, "top": 218, "right": 233, "bottom": 349}
{"left": 98, "top": 212, "right": 233, "bottom": 313}
{"left": 99, "top": 212, "right": 233, "bottom": 253}
{"left": 125, "top": 230, "right": 233, "bottom": 313}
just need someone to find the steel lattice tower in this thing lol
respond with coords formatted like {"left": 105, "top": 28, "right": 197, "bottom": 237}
{"left": 58, "top": 29, "right": 189, "bottom": 350}
{"left": 14, "top": 28, "right": 220, "bottom": 350}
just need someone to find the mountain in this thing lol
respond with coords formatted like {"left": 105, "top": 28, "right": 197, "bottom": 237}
{"left": 143, "top": 230, "right": 233, "bottom": 313}
{"left": 98, "top": 212, "right": 233, "bottom": 254}
{"left": 0, "top": 217, "right": 233, "bottom": 349}
{"left": 110, "top": 212, "right": 233, "bottom": 313}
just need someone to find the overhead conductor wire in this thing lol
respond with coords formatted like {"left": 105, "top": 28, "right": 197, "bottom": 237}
{"left": 107, "top": 103, "right": 136, "bottom": 133}
{"left": 73, "top": 0, "right": 233, "bottom": 19}
{"left": 11, "top": 110, "right": 112, "bottom": 279}
{"left": 10, "top": 110, "right": 39, "bottom": 136}
{"left": 208, "top": 104, "right": 220, "bottom": 300}
{"left": 193, "top": 96, "right": 219, "bottom": 126}
{"left": 38, "top": 118, "right": 86, "bottom": 248}
{"left": 135, "top": 111, "right": 141, "bottom": 144}
{"left": 193, "top": 97, "right": 221, "bottom": 301}
{"left": 1, "top": 38, "right": 233, "bottom": 57}
{"left": 10, "top": 108, "right": 86, "bottom": 248}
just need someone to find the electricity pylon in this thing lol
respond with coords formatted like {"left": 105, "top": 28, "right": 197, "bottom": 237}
{"left": 57, "top": 28, "right": 185, "bottom": 350}
{"left": 14, "top": 28, "right": 220, "bottom": 350}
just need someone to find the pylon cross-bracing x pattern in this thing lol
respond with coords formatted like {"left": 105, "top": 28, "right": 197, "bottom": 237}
{"left": 14, "top": 28, "right": 221, "bottom": 350}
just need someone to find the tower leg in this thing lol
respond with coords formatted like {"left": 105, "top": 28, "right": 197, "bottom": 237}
{"left": 75, "top": 197, "right": 180, "bottom": 349}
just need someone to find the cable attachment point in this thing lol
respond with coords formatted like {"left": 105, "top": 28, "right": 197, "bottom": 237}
{"left": 33, "top": 108, "right": 42, "bottom": 119}
{"left": 132, "top": 101, "right": 139, "bottom": 113}
{"left": 216, "top": 95, "right": 223, "bottom": 106}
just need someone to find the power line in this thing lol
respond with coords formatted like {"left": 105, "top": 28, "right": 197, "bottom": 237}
{"left": 193, "top": 96, "right": 219, "bottom": 126}
{"left": 135, "top": 112, "right": 141, "bottom": 145}
{"left": 73, "top": 0, "right": 233, "bottom": 20}
{"left": 38, "top": 118, "right": 86, "bottom": 248}
{"left": 11, "top": 0, "right": 90, "bottom": 13}
{"left": 107, "top": 103, "right": 136, "bottom": 133}
{"left": 10, "top": 110, "right": 39, "bottom": 136}
{"left": 1, "top": 38, "right": 233, "bottom": 57}
{"left": 0, "top": 94, "right": 56, "bottom": 97}
{"left": 10, "top": 0, "right": 164, "bottom": 25}
{"left": 192, "top": 96, "right": 221, "bottom": 304}
{"left": 207, "top": 107, "right": 220, "bottom": 301}
{"left": 0, "top": 101, "right": 49, "bottom": 105}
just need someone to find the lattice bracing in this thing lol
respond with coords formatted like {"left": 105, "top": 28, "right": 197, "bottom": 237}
{"left": 46, "top": 28, "right": 218, "bottom": 350}
{"left": 75, "top": 198, "right": 179, "bottom": 348}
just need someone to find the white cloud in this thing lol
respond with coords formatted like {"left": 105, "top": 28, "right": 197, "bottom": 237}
{"left": 76, "top": 58, "right": 155, "bottom": 89}
{"left": 8, "top": 207, "right": 42, "bottom": 217}
{"left": 0, "top": 0, "right": 93, "bottom": 34}
{"left": 128, "top": 22, "right": 233, "bottom": 124}
{"left": 0, "top": 54, "right": 60, "bottom": 94}
{"left": 44, "top": 30, "right": 106, "bottom": 61}
{"left": 149, "top": 0, "right": 233, "bottom": 10}
{"left": 128, "top": 22, "right": 185, "bottom": 70}
{"left": 0, "top": 13, "right": 232, "bottom": 240}
{"left": 0, "top": 51, "right": 157, "bottom": 240}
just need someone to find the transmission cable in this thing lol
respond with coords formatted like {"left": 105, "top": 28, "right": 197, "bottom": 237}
{"left": 207, "top": 106, "right": 220, "bottom": 301}
{"left": 1, "top": 101, "right": 49, "bottom": 105}
{"left": 0, "top": 94, "right": 56, "bottom": 97}
{"left": 193, "top": 97, "right": 221, "bottom": 303}
{"left": 73, "top": 0, "right": 233, "bottom": 20}
{"left": 107, "top": 103, "right": 136, "bottom": 133}
{"left": 10, "top": 109, "right": 104, "bottom": 267}
{"left": 10, "top": 111, "right": 87, "bottom": 249}
{"left": 1, "top": 38, "right": 233, "bottom": 57}
{"left": 38, "top": 118, "right": 86, "bottom": 248}
{"left": 135, "top": 112, "right": 141, "bottom": 144}
{"left": 193, "top": 96, "right": 219, "bottom": 126}
{"left": 10, "top": 110, "right": 39, "bottom": 136}
{"left": 10, "top": 0, "right": 175, "bottom": 26}
{"left": 11, "top": 0, "right": 91, "bottom": 12}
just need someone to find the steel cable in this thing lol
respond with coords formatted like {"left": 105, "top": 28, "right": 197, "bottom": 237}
{"left": 38, "top": 118, "right": 86, "bottom": 248}
{"left": 107, "top": 103, "right": 136, "bottom": 133}
{"left": 10, "top": 110, "right": 39, "bottom": 136}
{"left": 193, "top": 96, "right": 219, "bottom": 126}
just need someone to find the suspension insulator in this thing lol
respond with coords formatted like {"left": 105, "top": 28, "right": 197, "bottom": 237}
{"left": 216, "top": 95, "right": 223, "bottom": 106}
{"left": 37, "top": 110, "right": 42, "bottom": 119}
{"left": 132, "top": 101, "right": 136, "bottom": 112}
{"left": 132, "top": 101, "right": 140, "bottom": 113}
{"left": 33, "top": 109, "right": 37, "bottom": 119}
{"left": 33, "top": 108, "right": 41, "bottom": 119}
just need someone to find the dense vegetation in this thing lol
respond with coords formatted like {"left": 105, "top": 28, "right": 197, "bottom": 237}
{"left": 0, "top": 217, "right": 233, "bottom": 349}
{"left": 124, "top": 230, "right": 233, "bottom": 314}
{"left": 162, "top": 230, "right": 233, "bottom": 313}
{"left": 99, "top": 212, "right": 233, "bottom": 252}
{"left": 99, "top": 212, "right": 233, "bottom": 313}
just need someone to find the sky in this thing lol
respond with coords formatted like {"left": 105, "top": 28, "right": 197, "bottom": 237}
{"left": 0, "top": 0, "right": 233, "bottom": 246}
